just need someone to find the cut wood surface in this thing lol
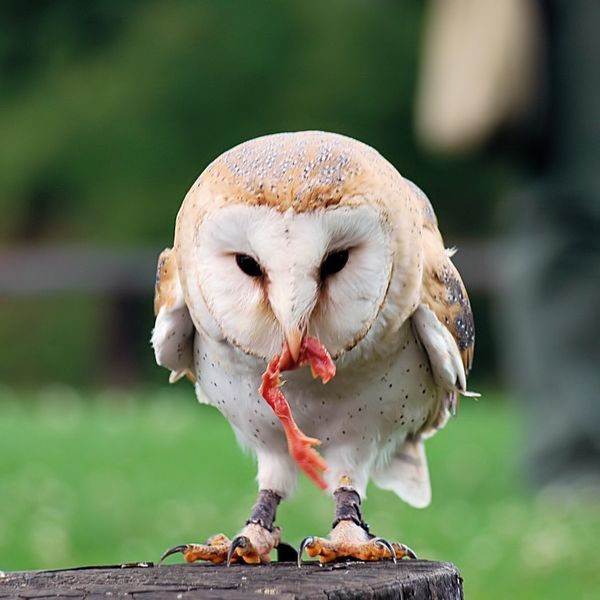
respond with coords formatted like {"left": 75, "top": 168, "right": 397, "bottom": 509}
{"left": 0, "top": 561, "right": 463, "bottom": 599}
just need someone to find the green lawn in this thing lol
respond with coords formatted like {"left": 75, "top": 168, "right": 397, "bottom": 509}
{"left": 0, "top": 386, "right": 598, "bottom": 599}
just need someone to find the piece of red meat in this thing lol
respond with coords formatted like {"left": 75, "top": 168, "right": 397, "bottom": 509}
{"left": 259, "top": 336, "right": 336, "bottom": 490}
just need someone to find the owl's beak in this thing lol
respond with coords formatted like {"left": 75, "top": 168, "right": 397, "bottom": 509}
{"left": 285, "top": 326, "right": 303, "bottom": 363}
{"left": 268, "top": 271, "right": 316, "bottom": 363}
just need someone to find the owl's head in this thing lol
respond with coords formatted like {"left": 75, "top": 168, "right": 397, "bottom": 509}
{"left": 175, "top": 132, "right": 424, "bottom": 362}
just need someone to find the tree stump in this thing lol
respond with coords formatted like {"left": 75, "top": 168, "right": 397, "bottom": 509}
{"left": 0, "top": 561, "right": 463, "bottom": 599}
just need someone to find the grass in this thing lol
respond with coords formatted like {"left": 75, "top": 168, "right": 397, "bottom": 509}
{"left": 0, "top": 385, "right": 598, "bottom": 599}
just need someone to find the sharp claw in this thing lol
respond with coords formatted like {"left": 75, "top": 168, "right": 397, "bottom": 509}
{"left": 374, "top": 537, "right": 397, "bottom": 563}
{"left": 297, "top": 536, "right": 314, "bottom": 567}
{"left": 401, "top": 544, "right": 418, "bottom": 560}
{"left": 159, "top": 544, "right": 189, "bottom": 564}
{"left": 227, "top": 535, "right": 249, "bottom": 566}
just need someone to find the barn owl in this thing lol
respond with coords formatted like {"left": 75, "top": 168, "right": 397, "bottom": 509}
{"left": 154, "top": 131, "right": 476, "bottom": 565}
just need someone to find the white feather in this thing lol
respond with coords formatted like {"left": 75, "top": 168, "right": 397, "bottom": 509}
{"left": 151, "top": 271, "right": 195, "bottom": 381}
{"left": 411, "top": 304, "right": 467, "bottom": 391}
{"left": 372, "top": 439, "right": 431, "bottom": 508}
{"left": 184, "top": 204, "right": 395, "bottom": 360}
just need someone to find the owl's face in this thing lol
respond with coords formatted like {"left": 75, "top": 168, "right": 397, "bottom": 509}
{"left": 190, "top": 203, "right": 394, "bottom": 360}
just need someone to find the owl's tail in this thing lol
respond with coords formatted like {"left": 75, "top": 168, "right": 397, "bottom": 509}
{"left": 372, "top": 439, "right": 431, "bottom": 509}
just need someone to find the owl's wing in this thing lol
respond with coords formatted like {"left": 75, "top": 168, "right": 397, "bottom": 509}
{"left": 411, "top": 191, "right": 478, "bottom": 424}
{"left": 151, "top": 248, "right": 196, "bottom": 384}
{"left": 375, "top": 185, "right": 477, "bottom": 507}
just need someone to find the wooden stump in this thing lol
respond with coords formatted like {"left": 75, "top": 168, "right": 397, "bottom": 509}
{"left": 0, "top": 561, "right": 463, "bottom": 599}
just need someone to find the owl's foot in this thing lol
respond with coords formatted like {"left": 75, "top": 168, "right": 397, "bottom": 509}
{"left": 297, "top": 484, "right": 416, "bottom": 565}
{"left": 160, "top": 523, "right": 281, "bottom": 565}
{"left": 160, "top": 489, "right": 285, "bottom": 565}
{"left": 297, "top": 520, "right": 416, "bottom": 564}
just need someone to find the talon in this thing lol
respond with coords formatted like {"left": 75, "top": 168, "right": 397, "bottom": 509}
{"left": 227, "top": 535, "right": 249, "bottom": 566}
{"left": 299, "top": 522, "right": 416, "bottom": 564}
{"left": 159, "top": 544, "right": 189, "bottom": 564}
{"left": 374, "top": 538, "right": 397, "bottom": 563}
{"left": 399, "top": 543, "right": 417, "bottom": 560}
{"left": 297, "top": 536, "right": 315, "bottom": 567}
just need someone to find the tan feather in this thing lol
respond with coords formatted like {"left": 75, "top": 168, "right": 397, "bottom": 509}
{"left": 419, "top": 217, "right": 475, "bottom": 377}
{"left": 407, "top": 181, "right": 478, "bottom": 435}
{"left": 154, "top": 248, "right": 180, "bottom": 316}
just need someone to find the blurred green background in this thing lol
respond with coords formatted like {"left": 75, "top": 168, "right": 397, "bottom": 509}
{"left": 1, "top": 1, "right": 598, "bottom": 599}
{"left": 0, "top": 0, "right": 505, "bottom": 387}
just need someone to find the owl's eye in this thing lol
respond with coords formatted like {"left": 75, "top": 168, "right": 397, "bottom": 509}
{"left": 235, "top": 254, "right": 263, "bottom": 277}
{"left": 320, "top": 249, "right": 349, "bottom": 279}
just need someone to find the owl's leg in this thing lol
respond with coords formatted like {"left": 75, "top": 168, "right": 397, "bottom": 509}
{"left": 298, "top": 483, "right": 416, "bottom": 564}
{"left": 160, "top": 489, "right": 286, "bottom": 565}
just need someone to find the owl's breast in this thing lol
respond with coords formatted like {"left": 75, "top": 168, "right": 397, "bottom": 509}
{"left": 193, "top": 321, "right": 441, "bottom": 459}
{"left": 193, "top": 332, "right": 288, "bottom": 451}
{"left": 284, "top": 322, "right": 441, "bottom": 453}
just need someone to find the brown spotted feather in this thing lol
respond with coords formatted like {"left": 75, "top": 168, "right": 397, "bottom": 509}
{"left": 419, "top": 221, "right": 475, "bottom": 376}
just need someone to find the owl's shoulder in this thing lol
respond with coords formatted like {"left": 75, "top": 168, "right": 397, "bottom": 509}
{"left": 152, "top": 248, "right": 196, "bottom": 384}
{"left": 416, "top": 200, "right": 474, "bottom": 376}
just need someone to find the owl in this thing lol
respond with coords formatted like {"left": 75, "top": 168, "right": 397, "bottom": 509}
{"left": 154, "top": 131, "right": 476, "bottom": 565}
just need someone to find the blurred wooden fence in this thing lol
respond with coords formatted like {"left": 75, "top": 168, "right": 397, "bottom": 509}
{"left": 0, "top": 241, "right": 500, "bottom": 296}
{"left": 0, "top": 242, "right": 500, "bottom": 383}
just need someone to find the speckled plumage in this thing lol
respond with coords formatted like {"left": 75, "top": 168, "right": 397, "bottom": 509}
{"left": 153, "top": 131, "right": 476, "bottom": 509}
